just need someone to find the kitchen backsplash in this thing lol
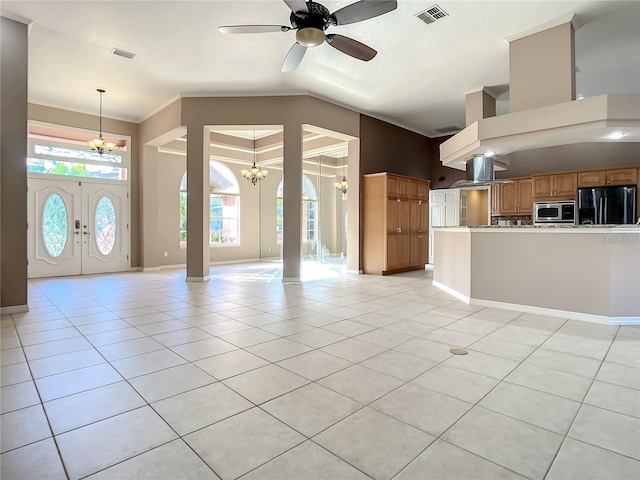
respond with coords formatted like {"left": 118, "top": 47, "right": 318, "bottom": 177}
{"left": 491, "top": 215, "right": 533, "bottom": 226}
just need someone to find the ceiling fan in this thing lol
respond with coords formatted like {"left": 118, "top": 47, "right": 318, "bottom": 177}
{"left": 219, "top": 0, "right": 397, "bottom": 72}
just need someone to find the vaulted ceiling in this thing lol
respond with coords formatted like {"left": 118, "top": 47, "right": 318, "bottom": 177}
{"left": 2, "top": 1, "right": 639, "bottom": 137}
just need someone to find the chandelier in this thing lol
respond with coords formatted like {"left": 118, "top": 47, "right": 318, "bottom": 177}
{"left": 241, "top": 131, "right": 268, "bottom": 185}
{"left": 334, "top": 153, "right": 348, "bottom": 194}
{"left": 87, "top": 89, "right": 115, "bottom": 155}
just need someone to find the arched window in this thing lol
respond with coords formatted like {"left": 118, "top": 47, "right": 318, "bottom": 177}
{"left": 180, "top": 161, "right": 241, "bottom": 247}
{"left": 276, "top": 175, "right": 317, "bottom": 244}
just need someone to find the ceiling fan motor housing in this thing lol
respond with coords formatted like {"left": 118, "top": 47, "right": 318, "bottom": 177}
{"left": 289, "top": 2, "right": 335, "bottom": 31}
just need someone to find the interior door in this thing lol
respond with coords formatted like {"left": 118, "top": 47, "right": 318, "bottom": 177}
{"left": 28, "top": 178, "right": 82, "bottom": 277}
{"left": 28, "top": 178, "right": 129, "bottom": 278}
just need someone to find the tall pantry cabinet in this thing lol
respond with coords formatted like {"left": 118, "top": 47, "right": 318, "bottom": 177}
{"left": 363, "top": 173, "right": 430, "bottom": 275}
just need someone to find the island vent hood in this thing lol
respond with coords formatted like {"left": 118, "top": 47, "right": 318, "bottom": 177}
{"left": 440, "top": 16, "right": 640, "bottom": 170}
{"left": 450, "top": 155, "right": 513, "bottom": 188}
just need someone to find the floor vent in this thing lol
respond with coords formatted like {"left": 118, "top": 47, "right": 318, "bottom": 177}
{"left": 111, "top": 48, "right": 136, "bottom": 60}
{"left": 435, "top": 125, "right": 461, "bottom": 134}
{"left": 416, "top": 5, "right": 449, "bottom": 25}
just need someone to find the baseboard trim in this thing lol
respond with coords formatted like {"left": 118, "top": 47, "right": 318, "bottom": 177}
{"left": 609, "top": 316, "right": 640, "bottom": 326}
{"left": 282, "top": 277, "right": 301, "bottom": 284}
{"left": 0, "top": 304, "right": 29, "bottom": 315}
{"left": 210, "top": 258, "right": 263, "bottom": 266}
{"left": 431, "top": 283, "right": 637, "bottom": 325}
{"left": 186, "top": 275, "right": 211, "bottom": 282}
{"left": 432, "top": 281, "right": 470, "bottom": 304}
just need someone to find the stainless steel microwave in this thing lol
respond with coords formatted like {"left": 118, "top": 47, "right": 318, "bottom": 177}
{"left": 534, "top": 201, "right": 576, "bottom": 225}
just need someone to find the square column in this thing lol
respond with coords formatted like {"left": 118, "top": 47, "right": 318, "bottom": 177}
{"left": 282, "top": 125, "right": 303, "bottom": 282}
{"left": 185, "top": 125, "right": 210, "bottom": 281}
{"left": 509, "top": 21, "right": 575, "bottom": 112}
{"left": 1, "top": 17, "right": 28, "bottom": 311}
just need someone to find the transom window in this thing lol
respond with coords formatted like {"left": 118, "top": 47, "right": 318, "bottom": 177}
{"left": 276, "top": 175, "right": 317, "bottom": 244}
{"left": 27, "top": 138, "right": 128, "bottom": 181}
{"left": 180, "top": 161, "right": 241, "bottom": 247}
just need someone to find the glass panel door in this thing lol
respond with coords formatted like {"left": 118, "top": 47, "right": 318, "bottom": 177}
{"left": 28, "top": 178, "right": 129, "bottom": 278}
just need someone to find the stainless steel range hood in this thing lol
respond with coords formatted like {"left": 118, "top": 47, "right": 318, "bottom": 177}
{"left": 450, "top": 155, "right": 513, "bottom": 188}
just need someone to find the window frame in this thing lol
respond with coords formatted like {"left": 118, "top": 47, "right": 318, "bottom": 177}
{"left": 180, "top": 161, "right": 241, "bottom": 248}
{"left": 276, "top": 175, "right": 317, "bottom": 245}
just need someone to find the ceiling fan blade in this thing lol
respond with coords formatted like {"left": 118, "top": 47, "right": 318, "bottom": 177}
{"left": 282, "top": 42, "right": 307, "bottom": 72}
{"left": 325, "top": 34, "right": 377, "bottom": 61}
{"left": 283, "top": 0, "right": 309, "bottom": 13}
{"left": 218, "top": 25, "right": 290, "bottom": 34}
{"left": 331, "top": 0, "right": 397, "bottom": 26}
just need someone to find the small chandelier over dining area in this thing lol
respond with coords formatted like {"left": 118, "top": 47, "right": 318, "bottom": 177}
{"left": 87, "top": 89, "right": 116, "bottom": 155}
{"left": 241, "top": 131, "right": 268, "bottom": 185}
{"left": 334, "top": 153, "right": 348, "bottom": 195}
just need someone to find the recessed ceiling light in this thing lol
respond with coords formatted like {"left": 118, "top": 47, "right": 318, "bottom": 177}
{"left": 484, "top": 150, "right": 496, "bottom": 157}
{"left": 607, "top": 132, "right": 626, "bottom": 140}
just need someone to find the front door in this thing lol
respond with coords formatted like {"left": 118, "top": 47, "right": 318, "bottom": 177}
{"left": 28, "top": 178, "right": 129, "bottom": 278}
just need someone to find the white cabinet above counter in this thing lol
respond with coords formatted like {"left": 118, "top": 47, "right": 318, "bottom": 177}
{"left": 432, "top": 226, "right": 640, "bottom": 324}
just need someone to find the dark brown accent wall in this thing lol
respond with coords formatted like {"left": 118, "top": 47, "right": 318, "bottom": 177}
{"left": 359, "top": 115, "right": 432, "bottom": 179}
{"left": 1, "top": 17, "right": 28, "bottom": 309}
{"left": 427, "top": 135, "right": 466, "bottom": 190}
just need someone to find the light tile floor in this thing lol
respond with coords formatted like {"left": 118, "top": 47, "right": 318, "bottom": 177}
{"left": 1, "top": 263, "right": 639, "bottom": 480}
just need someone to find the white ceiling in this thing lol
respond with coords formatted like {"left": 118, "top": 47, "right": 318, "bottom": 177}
{"left": 2, "top": 0, "right": 639, "bottom": 137}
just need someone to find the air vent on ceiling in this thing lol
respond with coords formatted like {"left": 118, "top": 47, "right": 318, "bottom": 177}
{"left": 111, "top": 48, "right": 136, "bottom": 60}
{"left": 435, "top": 125, "right": 461, "bottom": 134}
{"left": 416, "top": 5, "right": 448, "bottom": 25}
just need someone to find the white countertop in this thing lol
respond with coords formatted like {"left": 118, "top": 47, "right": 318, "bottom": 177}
{"left": 434, "top": 225, "right": 640, "bottom": 233}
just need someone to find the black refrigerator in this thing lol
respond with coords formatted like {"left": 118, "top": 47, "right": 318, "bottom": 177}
{"left": 577, "top": 185, "right": 637, "bottom": 225}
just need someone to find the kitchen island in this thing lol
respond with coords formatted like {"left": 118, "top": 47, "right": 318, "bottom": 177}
{"left": 433, "top": 225, "right": 640, "bottom": 324}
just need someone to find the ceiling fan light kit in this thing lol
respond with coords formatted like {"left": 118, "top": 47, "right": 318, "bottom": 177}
{"left": 219, "top": 0, "right": 397, "bottom": 71}
{"left": 296, "top": 27, "right": 325, "bottom": 47}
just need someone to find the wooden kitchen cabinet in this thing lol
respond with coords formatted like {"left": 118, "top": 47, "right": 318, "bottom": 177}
{"left": 516, "top": 178, "right": 533, "bottom": 213}
{"left": 491, "top": 184, "right": 500, "bottom": 215}
{"left": 387, "top": 175, "right": 411, "bottom": 198}
{"left": 410, "top": 197, "right": 429, "bottom": 266}
{"left": 578, "top": 168, "right": 638, "bottom": 187}
{"left": 410, "top": 179, "right": 429, "bottom": 200}
{"left": 532, "top": 173, "right": 577, "bottom": 200}
{"left": 492, "top": 178, "right": 532, "bottom": 215}
{"left": 363, "top": 173, "right": 430, "bottom": 275}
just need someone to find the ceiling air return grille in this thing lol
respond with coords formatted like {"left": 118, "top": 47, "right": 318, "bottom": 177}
{"left": 111, "top": 48, "right": 136, "bottom": 60}
{"left": 416, "top": 5, "right": 448, "bottom": 25}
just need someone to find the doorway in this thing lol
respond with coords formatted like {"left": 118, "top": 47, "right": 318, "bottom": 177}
{"left": 27, "top": 177, "right": 130, "bottom": 278}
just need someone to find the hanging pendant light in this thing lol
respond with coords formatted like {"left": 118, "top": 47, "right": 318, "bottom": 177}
{"left": 241, "top": 130, "right": 268, "bottom": 185}
{"left": 334, "top": 153, "right": 348, "bottom": 194}
{"left": 87, "top": 89, "right": 116, "bottom": 155}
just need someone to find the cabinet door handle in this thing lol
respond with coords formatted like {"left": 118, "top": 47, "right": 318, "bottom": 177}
{"left": 397, "top": 227, "right": 401, "bottom": 233}
{"left": 397, "top": 199, "right": 401, "bottom": 203}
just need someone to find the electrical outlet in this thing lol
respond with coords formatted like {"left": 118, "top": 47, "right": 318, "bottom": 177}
{"left": 163, "top": 251, "right": 168, "bottom": 257}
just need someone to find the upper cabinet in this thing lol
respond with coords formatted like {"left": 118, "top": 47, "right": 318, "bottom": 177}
{"left": 578, "top": 168, "right": 638, "bottom": 188}
{"left": 532, "top": 173, "right": 577, "bottom": 200}
{"left": 387, "top": 175, "right": 411, "bottom": 198}
{"left": 410, "top": 179, "right": 429, "bottom": 200}
{"left": 492, "top": 178, "right": 532, "bottom": 215}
